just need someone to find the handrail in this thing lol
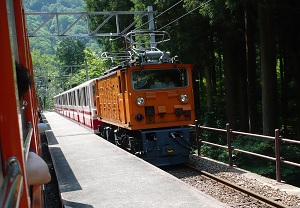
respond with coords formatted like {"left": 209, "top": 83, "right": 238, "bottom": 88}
{"left": 0, "top": 157, "right": 23, "bottom": 208}
{"left": 195, "top": 120, "right": 300, "bottom": 182}
{"left": 23, "top": 124, "right": 33, "bottom": 160}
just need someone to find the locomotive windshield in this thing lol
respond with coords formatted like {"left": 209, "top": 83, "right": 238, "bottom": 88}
{"left": 131, "top": 68, "right": 189, "bottom": 90}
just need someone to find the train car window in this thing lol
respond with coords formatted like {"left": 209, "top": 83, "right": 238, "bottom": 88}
{"left": 77, "top": 89, "right": 80, "bottom": 106}
{"left": 86, "top": 87, "right": 90, "bottom": 107}
{"left": 83, "top": 87, "right": 87, "bottom": 106}
{"left": 72, "top": 91, "right": 75, "bottom": 105}
{"left": 92, "top": 85, "right": 96, "bottom": 107}
{"left": 69, "top": 92, "right": 72, "bottom": 105}
{"left": 81, "top": 89, "right": 84, "bottom": 106}
{"left": 83, "top": 88, "right": 86, "bottom": 106}
{"left": 131, "top": 68, "right": 189, "bottom": 90}
{"left": 80, "top": 90, "right": 82, "bottom": 106}
{"left": 7, "top": 0, "right": 19, "bottom": 61}
{"left": 68, "top": 92, "right": 71, "bottom": 105}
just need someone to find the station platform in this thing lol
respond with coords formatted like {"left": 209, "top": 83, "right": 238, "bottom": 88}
{"left": 43, "top": 111, "right": 229, "bottom": 208}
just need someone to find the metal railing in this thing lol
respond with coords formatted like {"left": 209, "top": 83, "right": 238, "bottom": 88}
{"left": 23, "top": 124, "right": 33, "bottom": 160}
{"left": 0, "top": 124, "right": 33, "bottom": 207}
{"left": 194, "top": 120, "right": 300, "bottom": 182}
{"left": 0, "top": 157, "right": 23, "bottom": 208}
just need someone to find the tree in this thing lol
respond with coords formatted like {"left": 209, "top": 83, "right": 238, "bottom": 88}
{"left": 31, "top": 49, "right": 58, "bottom": 109}
{"left": 84, "top": 0, "right": 134, "bottom": 53}
{"left": 258, "top": 1, "right": 278, "bottom": 136}
{"left": 84, "top": 48, "right": 106, "bottom": 79}
{"left": 56, "top": 38, "right": 85, "bottom": 68}
{"left": 245, "top": 0, "right": 259, "bottom": 133}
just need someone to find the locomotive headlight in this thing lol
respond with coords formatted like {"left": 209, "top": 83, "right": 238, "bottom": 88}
{"left": 180, "top": 93, "right": 188, "bottom": 103}
{"left": 136, "top": 96, "right": 145, "bottom": 106}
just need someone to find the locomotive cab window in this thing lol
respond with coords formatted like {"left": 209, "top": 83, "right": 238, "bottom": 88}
{"left": 131, "top": 68, "right": 189, "bottom": 90}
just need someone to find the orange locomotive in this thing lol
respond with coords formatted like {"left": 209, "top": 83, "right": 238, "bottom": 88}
{"left": 54, "top": 31, "right": 196, "bottom": 166}
{"left": 0, "top": 0, "right": 49, "bottom": 207}
{"left": 95, "top": 33, "right": 196, "bottom": 165}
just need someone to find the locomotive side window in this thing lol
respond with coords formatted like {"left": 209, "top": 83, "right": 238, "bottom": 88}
{"left": 131, "top": 68, "right": 189, "bottom": 90}
{"left": 118, "top": 76, "right": 122, "bottom": 93}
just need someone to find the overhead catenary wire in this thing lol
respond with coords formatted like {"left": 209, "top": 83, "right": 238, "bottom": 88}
{"left": 158, "top": 0, "right": 213, "bottom": 31}
{"left": 135, "top": 0, "right": 184, "bottom": 30}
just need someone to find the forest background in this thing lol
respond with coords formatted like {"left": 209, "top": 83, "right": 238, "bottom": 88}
{"left": 24, "top": 0, "right": 300, "bottom": 186}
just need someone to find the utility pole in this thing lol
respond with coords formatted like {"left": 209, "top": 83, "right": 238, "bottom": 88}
{"left": 148, "top": 6, "right": 156, "bottom": 50}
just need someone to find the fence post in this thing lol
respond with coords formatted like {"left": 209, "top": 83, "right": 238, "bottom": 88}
{"left": 226, "top": 123, "right": 233, "bottom": 166}
{"left": 275, "top": 129, "right": 281, "bottom": 182}
{"left": 195, "top": 120, "right": 201, "bottom": 156}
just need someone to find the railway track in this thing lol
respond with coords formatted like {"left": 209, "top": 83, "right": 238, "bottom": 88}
{"left": 185, "top": 164, "right": 290, "bottom": 208}
{"left": 163, "top": 164, "right": 291, "bottom": 208}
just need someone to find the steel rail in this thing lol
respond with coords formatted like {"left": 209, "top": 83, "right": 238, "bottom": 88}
{"left": 185, "top": 164, "right": 289, "bottom": 208}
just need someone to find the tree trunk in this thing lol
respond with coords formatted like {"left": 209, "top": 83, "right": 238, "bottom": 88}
{"left": 237, "top": 35, "right": 249, "bottom": 132}
{"left": 193, "top": 65, "right": 201, "bottom": 118}
{"left": 222, "top": 29, "right": 238, "bottom": 129}
{"left": 245, "top": 0, "right": 259, "bottom": 133}
{"left": 203, "top": 61, "right": 213, "bottom": 111}
{"left": 258, "top": 1, "right": 278, "bottom": 136}
{"left": 287, "top": 7, "right": 300, "bottom": 138}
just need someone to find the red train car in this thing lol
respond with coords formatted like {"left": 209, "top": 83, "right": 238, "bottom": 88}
{"left": 53, "top": 79, "right": 102, "bottom": 133}
{"left": 0, "top": 0, "right": 48, "bottom": 207}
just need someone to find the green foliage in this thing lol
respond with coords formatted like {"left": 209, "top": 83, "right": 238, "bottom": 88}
{"left": 31, "top": 50, "right": 58, "bottom": 109}
{"left": 84, "top": 48, "right": 106, "bottom": 78}
{"left": 56, "top": 38, "right": 85, "bottom": 67}
{"left": 24, "top": 0, "right": 93, "bottom": 56}
{"left": 201, "top": 145, "right": 228, "bottom": 163}
{"left": 281, "top": 164, "right": 300, "bottom": 187}
{"left": 84, "top": 0, "right": 134, "bottom": 53}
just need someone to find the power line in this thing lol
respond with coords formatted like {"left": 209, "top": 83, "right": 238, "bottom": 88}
{"left": 135, "top": 0, "right": 184, "bottom": 30}
{"left": 158, "top": 0, "right": 212, "bottom": 31}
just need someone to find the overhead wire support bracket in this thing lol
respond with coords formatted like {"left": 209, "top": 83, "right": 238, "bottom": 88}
{"left": 26, "top": 10, "right": 157, "bottom": 38}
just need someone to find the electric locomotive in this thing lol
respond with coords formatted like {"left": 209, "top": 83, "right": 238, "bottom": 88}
{"left": 95, "top": 31, "right": 196, "bottom": 166}
{"left": 54, "top": 31, "right": 196, "bottom": 166}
